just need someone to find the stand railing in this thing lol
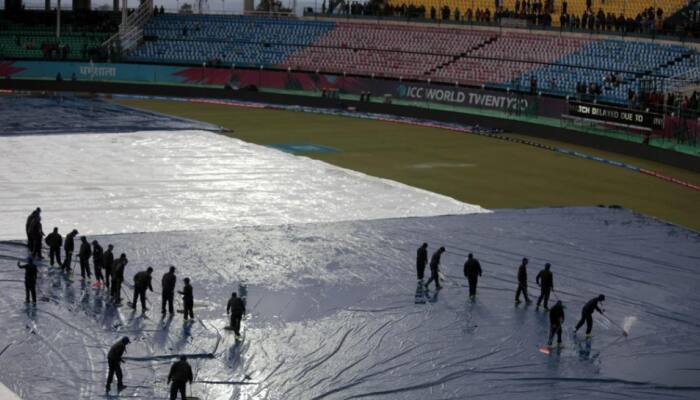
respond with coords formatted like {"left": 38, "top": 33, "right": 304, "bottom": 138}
{"left": 102, "top": 0, "right": 153, "bottom": 54}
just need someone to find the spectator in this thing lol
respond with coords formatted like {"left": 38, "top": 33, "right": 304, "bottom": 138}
{"left": 442, "top": 5, "right": 450, "bottom": 20}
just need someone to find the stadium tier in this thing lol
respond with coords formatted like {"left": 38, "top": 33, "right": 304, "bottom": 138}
{"left": 0, "top": 31, "right": 109, "bottom": 59}
{"left": 514, "top": 40, "right": 696, "bottom": 98}
{"left": 126, "top": 15, "right": 699, "bottom": 104}
{"left": 283, "top": 23, "right": 495, "bottom": 79}
{"left": 0, "top": 11, "right": 117, "bottom": 60}
{"left": 131, "top": 14, "right": 335, "bottom": 66}
{"left": 429, "top": 32, "right": 590, "bottom": 86}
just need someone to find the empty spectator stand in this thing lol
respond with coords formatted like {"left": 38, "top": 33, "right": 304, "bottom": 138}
{"left": 513, "top": 39, "right": 696, "bottom": 102}
{"left": 129, "top": 14, "right": 335, "bottom": 67}
{"left": 283, "top": 22, "right": 496, "bottom": 79}
{"left": 126, "top": 14, "right": 698, "bottom": 104}
{"left": 429, "top": 32, "right": 589, "bottom": 85}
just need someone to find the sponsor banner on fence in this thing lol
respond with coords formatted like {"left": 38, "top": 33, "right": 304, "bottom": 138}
{"left": 2, "top": 60, "right": 566, "bottom": 118}
{"left": 231, "top": 72, "right": 566, "bottom": 117}
{"left": 568, "top": 101, "right": 664, "bottom": 130}
{"left": 2, "top": 60, "right": 183, "bottom": 83}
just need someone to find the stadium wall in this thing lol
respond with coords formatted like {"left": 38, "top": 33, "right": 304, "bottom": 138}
{"left": 1, "top": 60, "right": 698, "bottom": 172}
{"left": 1, "top": 60, "right": 564, "bottom": 116}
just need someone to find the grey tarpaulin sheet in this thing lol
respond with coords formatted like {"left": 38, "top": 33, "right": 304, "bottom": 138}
{"left": 0, "top": 95, "right": 221, "bottom": 135}
{"left": 0, "top": 207, "right": 699, "bottom": 399}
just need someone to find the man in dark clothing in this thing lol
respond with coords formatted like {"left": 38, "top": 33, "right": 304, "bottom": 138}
{"left": 45, "top": 227, "right": 63, "bottom": 267}
{"left": 548, "top": 300, "right": 565, "bottom": 346}
{"left": 416, "top": 243, "right": 428, "bottom": 280}
{"left": 17, "top": 257, "right": 38, "bottom": 304}
{"left": 106, "top": 336, "right": 130, "bottom": 393}
{"left": 92, "top": 240, "right": 104, "bottom": 285}
{"left": 62, "top": 229, "right": 78, "bottom": 272}
{"left": 178, "top": 278, "right": 194, "bottom": 321}
{"left": 575, "top": 294, "right": 605, "bottom": 336}
{"left": 103, "top": 244, "right": 114, "bottom": 288}
{"left": 463, "top": 253, "right": 482, "bottom": 300}
{"left": 78, "top": 236, "right": 92, "bottom": 280}
{"left": 167, "top": 355, "right": 193, "bottom": 400}
{"left": 132, "top": 267, "right": 154, "bottom": 312}
{"left": 227, "top": 292, "right": 246, "bottom": 337}
{"left": 111, "top": 253, "right": 128, "bottom": 303}
{"left": 29, "top": 216, "right": 44, "bottom": 259}
{"left": 161, "top": 266, "right": 177, "bottom": 315}
{"left": 536, "top": 263, "right": 554, "bottom": 309}
{"left": 515, "top": 257, "right": 531, "bottom": 304}
{"left": 425, "top": 247, "right": 445, "bottom": 290}
{"left": 25, "top": 207, "right": 40, "bottom": 249}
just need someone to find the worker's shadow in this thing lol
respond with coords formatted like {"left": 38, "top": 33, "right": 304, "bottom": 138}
{"left": 24, "top": 303, "right": 37, "bottom": 320}
{"left": 79, "top": 280, "right": 91, "bottom": 306}
{"left": 49, "top": 267, "right": 63, "bottom": 289}
{"left": 227, "top": 340, "right": 243, "bottom": 367}
{"left": 100, "top": 302, "right": 120, "bottom": 330}
{"left": 170, "top": 320, "right": 194, "bottom": 353}
{"left": 152, "top": 314, "right": 175, "bottom": 350}
{"left": 428, "top": 289, "right": 440, "bottom": 303}
{"left": 577, "top": 338, "right": 593, "bottom": 361}
{"left": 63, "top": 279, "right": 76, "bottom": 305}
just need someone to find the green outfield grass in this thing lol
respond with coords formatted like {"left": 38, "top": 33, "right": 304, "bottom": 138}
{"left": 114, "top": 98, "right": 700, "bottom": 231}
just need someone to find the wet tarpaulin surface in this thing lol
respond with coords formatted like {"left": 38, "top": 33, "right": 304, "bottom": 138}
{"left": 1, "top": 207, "right": 699, "bottom": 399}
{"left": 0, "top": 130, "right": 485, "bottom": 240}
{"left": 0, "top": 95, "right": 221, "bottom": 135}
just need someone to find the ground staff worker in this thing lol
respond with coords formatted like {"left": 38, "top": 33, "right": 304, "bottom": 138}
{"left": 463, "top": 253, "right": 482, "bottom": 300}
{"left": 575, "top": 295, "right": 606, "bottom": 336}
{"left": 162, "top": 266, "right": 177, "bottom": 315}
{"left": 536, "top": 263, "right": 554, "bottom": 310}
{"left": 45, "top": 227, "right": 62, "bottom": 267}
{"left": 106, "top": 336, "right": 130, "bottom": 393}
{"left": 425, "top": 247, "right": 445, "bottom": 290}
{"left": 17, "top": 257, "right": 38, "bottom": 304}
{"left": 167, "top": 355, "right": 193, "bottom": 400}
{"left": 515, "top": 258, "right": 531, "bottom": 304}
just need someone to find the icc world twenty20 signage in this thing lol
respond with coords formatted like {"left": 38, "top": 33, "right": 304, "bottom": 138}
{"left": 396, "top": 83, "right": 531, "bottom": 112}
